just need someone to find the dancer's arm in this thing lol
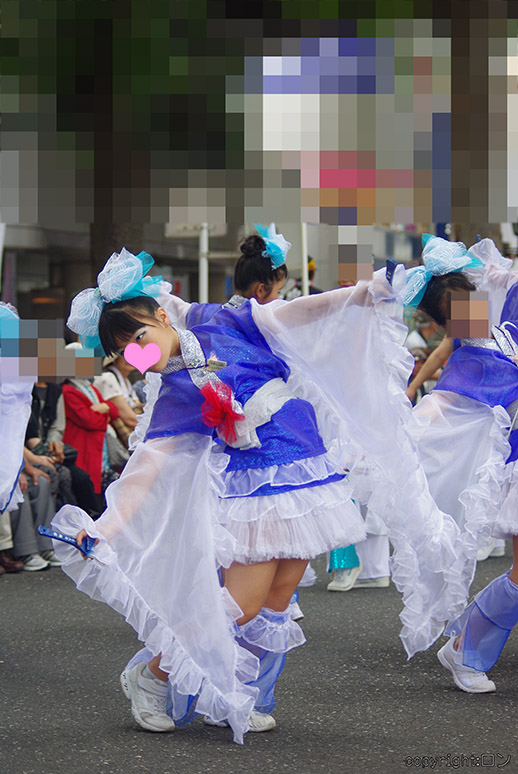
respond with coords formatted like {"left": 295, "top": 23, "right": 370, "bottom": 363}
{"left": 406, "top": 336, "right": 452, "bottom": 402}
{"left": 75, "top": 435, "right": 185, "bottom": 544}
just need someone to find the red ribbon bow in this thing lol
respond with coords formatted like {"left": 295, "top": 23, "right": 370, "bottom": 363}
{"left": 200, "top": 382, "right": 244, "bottom": 443}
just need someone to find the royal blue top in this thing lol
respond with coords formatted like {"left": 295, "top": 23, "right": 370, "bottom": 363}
{"left": 146, "top": 300, "right": 344, "bottom": 495}
{"left": 434, "top": 341, "right": 518, "bottom": 462}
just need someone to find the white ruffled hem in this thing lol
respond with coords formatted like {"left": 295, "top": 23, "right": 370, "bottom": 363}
{"left": 492, "top": 461, "right": 518, "bottom": 539}
{"left": 221, "top": 451, "right": 344, "bottom": 497}
{"left": 218, "top": 480, "right": 366, "bottom": 564}
{"left": 410, "top": 393, "right": 513, "bottom": 598}
{"left": 239, "top": 608, "right": 306, "bottom": 653}
{"left": 51, "top": 505, "right": 258, "bottom": 745}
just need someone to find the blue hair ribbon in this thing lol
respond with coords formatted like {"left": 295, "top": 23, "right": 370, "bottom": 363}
{"left": 67, "top": 248, "right": 163, "bottom": 353}
{"left": 254, "top": 223, "right": 291, "bottom": 268}
{"left": 403, "top": 234, "right": 484, "bottom": 307}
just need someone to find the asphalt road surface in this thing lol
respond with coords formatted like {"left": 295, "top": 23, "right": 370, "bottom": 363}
{"left": 2, "top": 551, "right": 517, "bottom": 774}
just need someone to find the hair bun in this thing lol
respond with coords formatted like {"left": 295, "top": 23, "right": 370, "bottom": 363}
{"left": 240, "top": 234, "right": 266, "bottom": 259}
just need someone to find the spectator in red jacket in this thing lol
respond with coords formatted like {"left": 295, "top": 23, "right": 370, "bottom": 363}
{"left": 62, "top": 377, "right": 119, "bottom": 495}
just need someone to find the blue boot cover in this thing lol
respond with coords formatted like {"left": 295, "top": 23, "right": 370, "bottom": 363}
{"left": 237, "top": 607, "right": 306, "bottom": 714}
{"left": 446, "top": 572, "right": 518, "bottom": 672}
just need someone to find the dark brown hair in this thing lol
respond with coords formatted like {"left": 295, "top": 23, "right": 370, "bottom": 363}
{"left": 417, "top": 272, "right": 477, "bottom": 327}
{"left": 98, "top": 296, "right": 160, "bottom": 355}
{"left": 234, "top": 235, "right": 288, "bottom": 295}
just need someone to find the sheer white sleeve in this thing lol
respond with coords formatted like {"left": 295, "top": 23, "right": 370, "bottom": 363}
{"left": 466, "top": 239, "right": 518, "bottom": 324}
{"left": 157, "top": 280, "right": 191, "bottom": 329}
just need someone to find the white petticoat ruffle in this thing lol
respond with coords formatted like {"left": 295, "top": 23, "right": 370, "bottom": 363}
{"left": 217, "top": 478, "right": 366, "bottom": 564}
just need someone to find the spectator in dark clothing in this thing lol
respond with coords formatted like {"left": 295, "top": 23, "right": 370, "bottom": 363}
{"left": 26, "top": 382, "right": 100, "bottom": 517}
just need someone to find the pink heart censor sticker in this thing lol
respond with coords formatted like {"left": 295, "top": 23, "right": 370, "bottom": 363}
{"left": 123, "top": 342, "right": 161, "bottom": 373}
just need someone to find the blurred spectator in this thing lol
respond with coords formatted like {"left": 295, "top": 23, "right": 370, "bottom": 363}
{"left": 25, "top": 381, "right": 100, "bottom": 516}
{"left": 9, "top": 463, "right": 60, "bottom": 571}
{"left": 405, "top": 310, "right": 440, "bottom": 352}
{"left": 285, "top": 257, "right": 323, "bottom": 299}
{"left": 0, "top": 510, "right": 24, "bottom": 574}
{"left": 94, "top": 355, "right": 142, "bottom": 453}
{"left": 62, "top": 376, "right": 119, "bottom": 498}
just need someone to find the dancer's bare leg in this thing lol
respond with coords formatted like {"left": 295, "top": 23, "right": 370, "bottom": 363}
{"left": 149, "top": 557, "right": 309, "bottom": 677}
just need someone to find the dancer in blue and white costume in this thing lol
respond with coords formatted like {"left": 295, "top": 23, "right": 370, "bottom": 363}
{"left": 52, "top": 235, "right": 466, "bottom": 744}
{"left": 406, "top": 235, "right": 518, "bottom": 693}
{"left": 0, "top": 302, "right": 34, "bottom": 515}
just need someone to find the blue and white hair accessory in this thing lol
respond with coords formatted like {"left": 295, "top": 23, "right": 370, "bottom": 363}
{"left": 67, "top": 247, "right": 162, "bottom": 351}
{"left": 254, "top": 223, "right": 291, "bottom": 268}
{"left": 403, "top": 233, "right": 484, "bottom": 307}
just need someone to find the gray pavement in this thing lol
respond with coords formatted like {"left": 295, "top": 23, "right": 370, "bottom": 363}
{"left": 2, "top": 552, "right": 518, "bottom": 774}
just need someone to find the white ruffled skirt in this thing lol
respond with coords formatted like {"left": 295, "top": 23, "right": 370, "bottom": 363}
{"left": 217, "top": 448, "right": 366, "bottom": 563}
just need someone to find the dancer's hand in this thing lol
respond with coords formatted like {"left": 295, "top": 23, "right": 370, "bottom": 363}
{"left": 76, "top": 529, "right": 99, "bottom": 559}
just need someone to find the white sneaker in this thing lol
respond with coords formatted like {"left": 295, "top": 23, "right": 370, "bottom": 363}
{"left": 489, "top": 544, "right": 505, "bottom": 558}
{"left": 204, "top": 710, "right": 276, "bottom": 732}
{"left": 248, "top": 711, "right": 276, "bottom": 732}
{"left": 477, "top": 539, "right": 495, "bottom": 562}
{"left": 437, "top": 638, "right": 496, "bottom": 694}
{"left": 289, "top": 601, "right": 304, "bottom": 621}
{"left": 22, "top": 553, "right": 50, "bottom": 572}
{"left": 326, "top": 565, "right": 362, "bottom": 592}
{"left": 120, "top": 663, "right": 175, "bottom": 732}
{"left": 298, "top": 563, "right": 317, "bottom": 587}
{"left": 40, "top": 549, "right": 62, "bottom": 567}
{"left": 352, "top": 576, "right": 390, "bottom": 589}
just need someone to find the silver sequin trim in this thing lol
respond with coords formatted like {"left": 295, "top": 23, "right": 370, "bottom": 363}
{"left": 223, "top": 294, "right": 247, "bottom": 310}
{"left": 460, "top": 338, "right": 500, "bottom": 351}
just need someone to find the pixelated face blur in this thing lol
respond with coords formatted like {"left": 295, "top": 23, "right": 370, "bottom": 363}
{"left": 444, "top": 289, "right": 490, "bottom": 338}
{"left": 114, "top": 307, "right": 179, "bottom": 372}
{"left": 338, "top": 261, "right": 373, "bottom": 287}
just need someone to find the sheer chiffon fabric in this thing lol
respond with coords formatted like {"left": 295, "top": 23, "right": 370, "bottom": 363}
{"left": 250, "top": 268, "right": 468, "bottom": 657}
{"left": 464, "top": 238, "right": 517, "bottom": 326}
{"left": 53, "top": 435, "right": 259, "bottom": 744}
{"left": 409, "top": 391, "right": 515, "bottom": 622}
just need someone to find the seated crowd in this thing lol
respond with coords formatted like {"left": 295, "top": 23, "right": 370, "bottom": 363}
{"left": 0, "top": 346, "right": 143, "bottom": 574}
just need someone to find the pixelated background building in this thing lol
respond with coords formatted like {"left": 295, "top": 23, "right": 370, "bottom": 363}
{"left": 1, "top": 1, "right": 517, "bottom": 315}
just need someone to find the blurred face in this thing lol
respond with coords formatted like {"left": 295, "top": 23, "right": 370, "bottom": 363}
{"left": 338, "top": 261, "right": 373, "bottom": 287}
{"left": 114, "top": 307, "right": 179, "bottom": 372}
{"left": 444, "top": 290, "right": 490, "bottom": 338}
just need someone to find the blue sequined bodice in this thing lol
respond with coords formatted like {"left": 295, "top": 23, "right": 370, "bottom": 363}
{"left": 146, "top": 301, "right": 327, "bottom": 470}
